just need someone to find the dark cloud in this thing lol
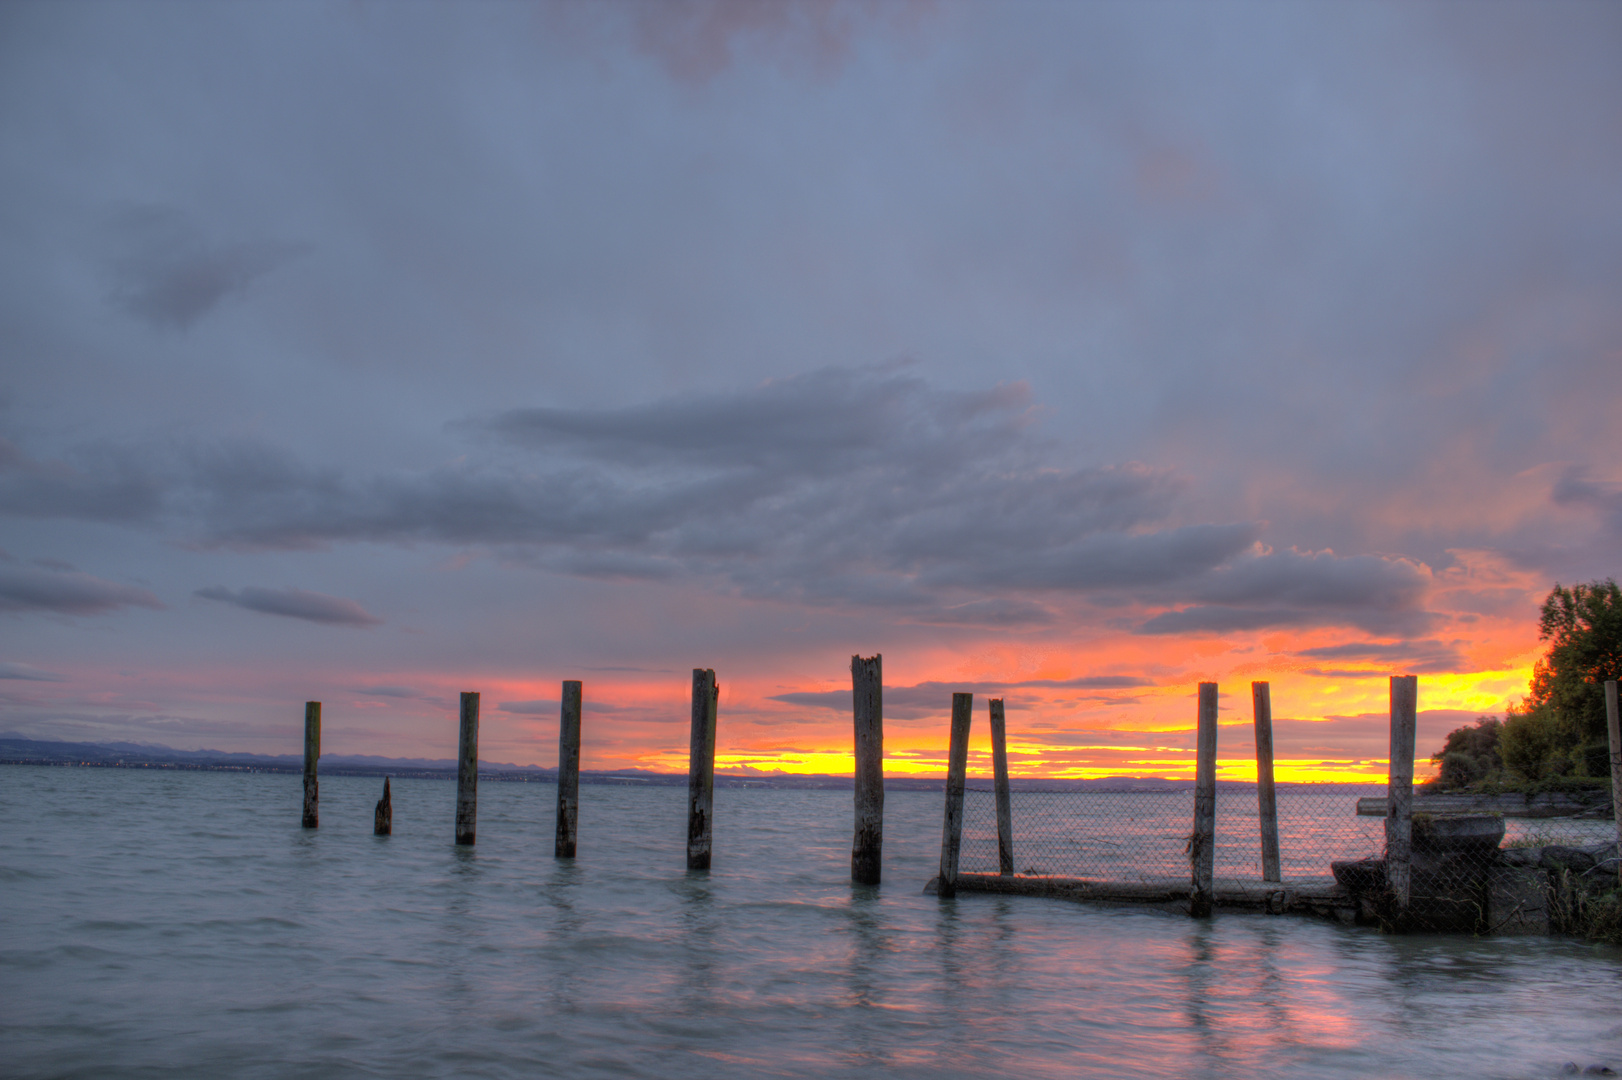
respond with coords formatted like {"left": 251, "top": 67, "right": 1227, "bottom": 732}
{"left": 1294, "top": 639, "right": 1465, "bottom": 675}
{"left": 0, "top": 565, "right": 164, "bottom": 615}
{"left": 351, "top": 686, "right": 420, "bottom": 699}
{"left": 0, "top": 439, "right": 165, "bottom": 523}
{"left": 195, "top": 586, "right": 382, "bottom": 627}
{"left": 0, "top": 662, "right": 68, "bottom": 682}
{"left": 102, "top": 205, "right": 307, "bottom": 330}
{"left": 771, "top": 674, "right": 1153, "bottom": 718}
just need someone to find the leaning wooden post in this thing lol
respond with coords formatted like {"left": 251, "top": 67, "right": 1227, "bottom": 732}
{"left": 556, "top": 680, "right": 583, "bottom": 858}
{"left": 374, "top": 777, "right": 392, "bottom": 835}
{"left": 687, "top": 669, "right": 719, "bottom": 871}
{"left": 851, "top": 654, "right": 884, "bottom": 885}
{"left": 1252, "top": 682, "right": 1281, "bottom": 883}
{"left": 455, "top": 692, "right": 479, "bottom": 846}
{"left": 1605, "top": 680, "right": 1620, "bottom": 885}
{"left": 1190, "top": 683, "right": 1218, "bottom": 917}
{"left": 937, "top": 692, "right": 973, "bottom": 897}
{"left": 302, "top": 701, "right": 320, "bottom": 828}
{"left": 989, "top": 698, "right": 1014, "bottom": 876}
{"left": 1385, "top": 675, "right": 1418, "bottom": 918}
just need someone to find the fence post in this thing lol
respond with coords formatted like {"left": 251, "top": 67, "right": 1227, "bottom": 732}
{"left": 851, "top": 654, "right": 884, "bottom": 885}
{"left": 937, "top": 692, "right": 973, "bottom": 897}
{"left": 1606, "top": 680, "right": 1620, "bottom": 885}
{"left": 1385, "top": 675, "right": 1418, "bottom": 918}
{"left": 456, "top": 692, "right": 479, "bottom": 846}
{"left": 687, "top": 669, "right": 719, "bottom": 871}
{"left": 989, "top": 698, "right": 1014, "bottom": 876}
{"left": 1190, "top": 683, "right": 1218, "bottom": 917}
{"left": 302, "top": 701, "right": 320, "bottom": 828}
{"left": 1252, "top": 682, "right": 1281, "bottom": 883}
{"left": 374, "top": 777, "right": 391, "bottom": 835}
{"left": 556, "top": 680, "right": 583, "bottom": 859}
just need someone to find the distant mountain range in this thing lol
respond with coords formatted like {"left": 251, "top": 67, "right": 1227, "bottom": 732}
{"left": 0, "top": 734, "right": 1210, "bottom": 791}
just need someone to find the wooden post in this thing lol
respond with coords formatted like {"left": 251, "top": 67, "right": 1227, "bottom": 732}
{"left": 374, "top": 777, "right": 392, "bottom": 835}
{"left": 989, "top": 698, "right": 1014, "bottom": 876}
{"left": 455, "top": 691, "right": 479, "bottom": 846}
{"left": 1252, "top": 682, "right": 1281, "bottom": 883}
{"left": 1190, "top": 683, "right": 1218, "bottom": 917}
{"left": 1385, "top": 675, "right": 1418, "bottom": 916}
{"left": 556, "top": 680, "right": 583, "bottom": 859}
{"left": 1606, "top": 680, "right": 1620, "bottom": 885}
{"left": 851, "top": 654, "right": 884, "bottom": 885}
{"left": 687, "top": 669, "right": 718, "bottom": 871}
{"left": 937, "top": 692, "right": 973, "bottom": 897}
{"left": 302, "top": 701, "right": 320, "bottom": 828}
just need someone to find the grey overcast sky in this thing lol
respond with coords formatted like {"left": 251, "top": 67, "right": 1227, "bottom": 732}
{"left": 2, "top": 0, "right": 1618, "bottom": 776}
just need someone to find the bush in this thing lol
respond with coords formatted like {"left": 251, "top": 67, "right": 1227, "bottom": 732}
{"left": 1499, "top": 703, "right": 1577, "bottom": 781}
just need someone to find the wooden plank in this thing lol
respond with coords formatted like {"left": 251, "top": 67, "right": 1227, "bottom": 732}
{"left": 456, "top": 692, "right": 479, "bottom": 846}
{"left": 1385, "top": 675, "right": 1418, "bottom": 912}
{"left": 1190, "top": 683, "right": 1218, "bottom": 916}
{"left": 374, "top": 777, "right": 391, "bottom": 836}
{"left": 687, "top": 669, "right": 718, "bottom": 871}
{"left": 989, "top": 698, "right": 1014, "bottom": 876}
{"left": 1608, "top": 680, "right": 1620, "bottom": 885}
{"left": 942, "top": 873, "right": 1347, "bottom": 915}
{"left": 302, "top": 701, "right": 320, "bottom": 829}
{"left": 1253, "top": 682, "right": 1281, "bottom": 882}
{"left": 556, "top": 680, "right": 583, "bottom": 859}
{"left": 936, "top": 692, "right": 973, "bottom": 897}
{"left": 850, "top": 654, "right": 883, "bottom": 885}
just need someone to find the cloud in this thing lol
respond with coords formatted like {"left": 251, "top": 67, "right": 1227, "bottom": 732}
{"left": 351, "top": 685, "right": 420, "bottom": 699}
{"left": 0, "top": 438, "right": 165, "bottom": 523}
{"left": 195, "top": 586, "right": 382, "bottom": 627}
{"left": 771, "top": 674, "right": 1153, "bottom": 718}
{"left": 0, "top": 662, "right": 68, "bottom": 682}
{"left": 2, "top": 367, "right": 1441, "bottom": 632}
{"left": 1293, "top": 638, "right": 1465, "bottom": 676}
{"left": 102, "top": 205, "right": 307, "bottom": 330}
{"left": 0, "top": 565, "right": 164, "bottom": 615}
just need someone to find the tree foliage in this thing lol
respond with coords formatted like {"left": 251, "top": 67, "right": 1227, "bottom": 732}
{"left": 1430, "top": 578, "right": 1620, "bottom": 789}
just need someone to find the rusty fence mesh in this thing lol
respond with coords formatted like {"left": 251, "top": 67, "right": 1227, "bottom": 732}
{"left": 960, "top": 783, "right": 1393, "bottom": 881}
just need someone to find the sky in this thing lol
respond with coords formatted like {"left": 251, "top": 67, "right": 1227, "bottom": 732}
{"left": 2, "top": 0, "right": 1619, "bottom": 781}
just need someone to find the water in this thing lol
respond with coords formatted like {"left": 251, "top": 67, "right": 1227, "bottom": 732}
{"left": 4, "top": 766, "right": 1622, "bottom": 1079}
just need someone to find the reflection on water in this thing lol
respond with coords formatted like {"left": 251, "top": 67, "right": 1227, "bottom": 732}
{"left": 2, "top": 765, "right": 1621, "bottom": 1080}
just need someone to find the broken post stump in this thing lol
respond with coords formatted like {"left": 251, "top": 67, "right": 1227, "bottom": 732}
{"left": 374, "top": 777, "right": 392, "bottom": 836}
{"left": 687, "top": 669, "right": 718, "bottom": 870}
{"left": 456, "top": 692, "right": 479, "bottom": 846}
{"left": 937, "top": 692, "right": 973, "bottom": 898}
{"left": 989, "top": 698, "right": 1014, "bottom": 876}
{"left": 302, "top": 701, "right": 320, "bottom": 829}
{"left": 851, "top": 654, "right": 884, "bottom": 885}
{"left": 556, "top": 680, "right": 583, "bottom": 859}
{"left": 1190, "top": 683, "right": 1218, "bottom": 917}
{"left": 1253, "top": 681, "right": 1281, "bottom": 883}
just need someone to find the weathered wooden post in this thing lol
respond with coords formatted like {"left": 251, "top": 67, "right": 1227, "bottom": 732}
{"left": 1385, "top": 675, "right": 1418, "bottom": 918}
{"left": 374, "top": 777, "right": 392, "bottom": 835}
{"left": 687, "top": 669, "right": 719, "bottom": 871}
{"left": 556, "top": 680, "right": 583, "bottom": 859}
{"left": 1252, "top": 682, "right": 1281, "bottom": 883}
{"left": 851, "top": 654, "right": 884, "bottom": 885}
{"left": 937, "top": 692, "right": 973, "bottom": 898}
{"left": 989, "top": 698, "right": 1014, "bottom": 876}
{"left": 1190, "top": 682, "right": 1218, "bottom": 917}
{"left": 455, "top": 691, "right": 479, "bottom": 846}
{"left": 302, "top": 701, "right": 320, "bottom": 828}
{"left": 1606, "top": 680, "right": 1620, "bottom": 885}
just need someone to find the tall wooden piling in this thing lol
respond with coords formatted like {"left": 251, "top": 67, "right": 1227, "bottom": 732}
{"left": 851, "top": 654, "right": 884, "bottom": 885}
{"left": 989, "top": 698, "right": 1014, "bottom": 876}
{"left": 556, "top": 680, "right": 583, "bottom": 859}
{"left": 1606, "top": 680, "right": 1620, "bottom": 885}
{"left": 374, "top": 777, "right": 392, "bottom": 836}
{"left": 1190, "top": 683, "right": 1218, "bottom": 917}
{"left": 455, "top": 691, "right": 479, "bottom": 846}
{"left": 1252, "top": 682, "right": 1281, "bottom": 883}
{"left": 687, "top": 669, "right": 719, "bottom": 871}
{"left": 1385, "top": 675, "right": 1418, "bottom": 916}
{"left": 302, "top": 701, "right": 320, "bottom": 828}
{"left": 937, "top": 692, "right": 973, "bottom": 898}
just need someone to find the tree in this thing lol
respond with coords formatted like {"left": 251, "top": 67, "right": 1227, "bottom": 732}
{"left": 1533, "top": 579, "right": 1622, "bottom": 775}
{"left": 1430, "top": 716, "right": 1502, "bottom": 788}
